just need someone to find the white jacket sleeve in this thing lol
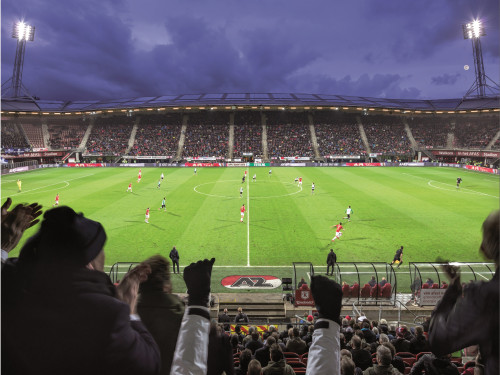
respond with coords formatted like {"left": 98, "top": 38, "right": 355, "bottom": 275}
{"left": 170, "top": 306, "right": 210, "bottom": 375}
{"left": 306, "top": 319, "right": 341, "bottom": 375}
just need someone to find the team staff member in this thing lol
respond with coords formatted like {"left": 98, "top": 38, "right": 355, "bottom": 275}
{"left": 169, "top": 246, "right": 180, "bottom": 274}
{"left": 326, "top": 249, "right": 337, "bottom": 276}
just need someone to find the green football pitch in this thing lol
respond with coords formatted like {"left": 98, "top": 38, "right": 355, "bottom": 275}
{"left": 2, "top": 166, "right": 498, "bottom": 292}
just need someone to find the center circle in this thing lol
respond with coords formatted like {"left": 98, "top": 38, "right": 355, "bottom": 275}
{"left": 193, "top": 180, "right": 303, "bottom": 199}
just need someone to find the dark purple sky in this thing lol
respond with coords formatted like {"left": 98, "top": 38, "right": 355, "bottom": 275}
{"left": 2, "top": 0, "right": 499, "bottom": 101}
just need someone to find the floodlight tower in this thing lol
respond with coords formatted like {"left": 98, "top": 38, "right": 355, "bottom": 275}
{"left": 11, "top": 21, "right": 35, "bottom": 97}
{"left": 462, "top": 20, "right": 499, "bottom": 98}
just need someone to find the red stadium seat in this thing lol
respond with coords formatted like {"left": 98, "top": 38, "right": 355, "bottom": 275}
{"left": 342, "top": 283, "right": 351, "bottom": 298}
{"left": 381, "top": 283, "right": 392, "bottom": 298}
{"left": 422, "top": 283, "right": 430, "bottom": 289}
{"left": 287, "top": 361, "right": 306, "bottom": 368}
{"left": 283, "top": 352, "right": 300, "bottom": 360}
{"left": 350, "top": 283, "right": 360, "bottom": 298}
{"left": 432, "top": 283, "right": 439, "bottom": 289}
{"left": 441, "top": 283, "right": 448, "bottom": 289}
{"left": 416, "top": 352, "right": 432, "bottom": 361}
{"left": 360, "top": 284, "right": 372, "bottom": 298}
{"left": 370, "top": 285, "right": 381, "bottom": 298}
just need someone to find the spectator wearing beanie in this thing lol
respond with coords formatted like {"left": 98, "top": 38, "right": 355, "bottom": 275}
{"left": 2, "top": 206, "right": 160, "bottom": 375}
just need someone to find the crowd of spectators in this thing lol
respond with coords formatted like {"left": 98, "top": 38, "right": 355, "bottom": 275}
{"left": 128, "top": 124, "right": 183, "bottom": 157}
{"left": 182, "top": 124, "right": 229, "bottom": 158}
{"left": 362, "top": 119, "right": 412, "bottom": 155}
{"left": 315, "top": 123, "right": 366, "bottom": 156}
{"left": 408, "top": 118, "right": 453, "bottom": 149}
{"left": 21, "top": 123, "right": 45, "bottom": 149}
{"left": 1, "top": 122, "right": 30, "bottom": 150}
{"left": 233, "top": 124, "right": 263, "bottom": 158}
{"left": 1, "top": 198, "right": 498, "bottom": 374}
{"left": 47, "top": 123, "right": 87, "bottom": 150}
{"left": 86, "top": 117, "right": 134, "bottom": 155}
{"left": 267, "top": 124, "right": 315, "bottom": 158}
{"left": 452, "top": 117, "right": 499, "bottom": 150}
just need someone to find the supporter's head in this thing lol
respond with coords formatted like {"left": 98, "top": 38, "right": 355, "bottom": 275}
{"left": 268, "top": 325, "right": 277, "bottom": 333}
{"left": 292, "top": 327, "right": 300, "bottom": 338}
{"left": 340, "top": 349, "right": 352, "bottom": 358}
{"left": 266, "top": 336, "right": 276, "bottom": 347}
{"left": 139, "top": 255, "right": 171, "bottom": 293}
{"left": 380, "top": 319, "right": 387, "bottom": 325}
{"left": 230, "top": 334, "right": 239, "bottom": 347}
{"left": 396, "top": 327, "right": 405, "bottom": 338}
{"left": 373, "top": 327, "right": 379, "bottom": 335}
{"left": 239, "top": 349, "right": 252, "bottom": 368}
{"left": 238, "top": 307, "right": 243, "bottom": 313}
{"left": 379, "top": 333, "right": 389, "bottom": 344}
{"left": 223, "top": 308, "right": 228, "bottom": 314}
{"left": 341, "top": 356, "right": 356, "bottom": 375}
{"left": 350, "top": 335, "right": 362, "bottom": 349}
{"left": 372, "top": 320, "right": 379, "bottom": 328}
{"left": 308, "top": 325, "right": 314, "bottom": 333}
{"left": 381, "top": 342, "right": 396, "bottom": 358}
{"left": 342, "top": 318, "right": 349, "bottom": 327}
{"left": 414, "top": 326, "right": 424, "bottom": 336}
{"left": 235, "top": 325, "right": 241, "bottom": 334}
{"left": 362, "top": 321, "right": 371, "bottom": 330}
{"left": 20, "top": 206, "right": 106, "bottom": 269}
{"left": 247, "top": 359, "right": 262, "bottom": 375}
{"left": 480, "top": 210, "right": 499, "bottom": 266}
{"left": 288, "top": 328, "right": 294, "bottom": 338}
{"left": 269, "top": 344, "right": 283, "bottom": 362}
{"left": 376, "top": 345, "right": 392, "bottom": 366}
{"left": 251, "top": 332, "right": 260, "bottom": 341}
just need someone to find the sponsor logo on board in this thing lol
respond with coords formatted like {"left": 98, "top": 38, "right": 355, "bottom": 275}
{"left": 221, "top": 275, "right": 282, "bottom": 289}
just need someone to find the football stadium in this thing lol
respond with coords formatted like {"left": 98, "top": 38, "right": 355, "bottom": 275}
{"left": 1, "top": 7, "right": 499, "bottom": 375}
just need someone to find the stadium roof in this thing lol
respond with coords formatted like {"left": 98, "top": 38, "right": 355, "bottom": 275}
{"left": 1, "top": 93, "right": 499, "bottom": 113}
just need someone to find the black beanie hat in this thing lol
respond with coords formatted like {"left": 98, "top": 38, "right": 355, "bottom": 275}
{"left": 35, "top": 206, "right": 107, "bottom": 266}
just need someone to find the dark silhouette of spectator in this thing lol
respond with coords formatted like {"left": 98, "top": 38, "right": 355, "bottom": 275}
{"left": 361, "top": 321, "right": 377, "bottom": 344}
{"left": 391, "top": 327, "right": 411, "bottom": 353}
{"left": 235, "top": 307, "right": 249, "bottom": 324}
{"left": 246, "top": 331, "right": 264, "bottom": 354}
{"left": 2, "top": 206, "right": 160, "bottom": 375}
{"left": 169, "top": 246, "right": 180, "bottom": 273}
{"left": 379, "top": 277, "right": 388, "bottom": 287}
{"left": 368, "top": 276, "right": 377, "bottom": 287}
{"left": 327, "top": 248, "right": 337, "bottom": 275}
{"left": 218, "top": 307, "right": 231, "bottom": 332}
{"left": 285, "top": 327, "right": 308, "bottom": 355}
{"left": 255, "top": 336, "right": 276, "bottom": 368}
{"left": 351, "top": 335, "right": 373, "bottom": 370}
{"left": 297, "top": 277, "right": 308, "bottom": 288}
{"left": 262, "top": 344, "right": 295, "bottom": 375}
{"left": 381, "top": 342, "right": 405, "bottom": 374}
{"left": 409, "top": 326, "right": 429, "bottom": 355}
{"left": 234, "top": 349, "right": 252, "bottom": 375}
{"left": 207, "top": 321, "right": 234, "bottom": 375}
{"left": 230, "top": 333, "right": 245, "bottom": 353}
{"left": 425, "top": 278, "right": 434, "bottom": 287}
{"left": 428, "top": 210, "right": 499, "bottom": 375}
{"left": 410, "top": 353, "right": 459, "bottom": 375}
{"left": 362, "top": 345, "right": 401, "bottom": 375}
{"left": 136, "top": 254, "right": 184, "bottom": 375}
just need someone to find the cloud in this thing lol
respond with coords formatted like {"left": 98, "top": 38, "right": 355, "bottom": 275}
{"left": 431, "top": 73, "right": 461, "bottom": 86}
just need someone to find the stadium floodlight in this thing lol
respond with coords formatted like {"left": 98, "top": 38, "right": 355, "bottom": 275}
{"left": 1, "top": 20, "right": 36, "bottom": 98}
{"left": 12, "top": 21, "right": 35, "bottom": 41}
{"left": 462, "top": 20, "right": 485, "bottom": 40}
{"left": 461, "top": 19, "right": 499, "bottom": 99}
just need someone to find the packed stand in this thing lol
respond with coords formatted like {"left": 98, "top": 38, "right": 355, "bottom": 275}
{"left": 20, "top": 123, "right": 45, "bottom": 149}
{"left": 182, "top": 124, "right": 228, "bottom": 158}
{"left": 362, "top": 117, "right": 412, "bottom": 155}
{"left": 129, "top": 124, "right": 182, "bottom": 157}
{"left": 86, "top": 116, "right": 134, "bottom": 155}
{"left": 453, "top": 116, "right": 499, "bottom": 150}
{"left": 233, "top": 112, "right": 263, "bottom": 158}
{"left": 1, "top": 122, "right": 30, "bottom": 151}
{"left": 267, "top": 124, "right": 314, "bottom": 158}
{"left": 315, "top": 123, "right": 366, "bottom": 156}
{"left": 408, "top": 118, "right": 453, "bottom": 149}
{"left": 2, "top": 198, "right": 497, "bottom": 375}
{"left": 47, "top": 121, "right": 87, "bottom": 150}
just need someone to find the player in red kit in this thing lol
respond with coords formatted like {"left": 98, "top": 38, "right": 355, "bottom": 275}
{"left": 240, "top": 204, "right": 246, "bottom": 222}
{"left": 127, "top": 183, "right": 132, "bottom": 192}
{"left": 331, "top": 222, "right": 344, "bottom": 241}
{"left": 298, "top": 177, "right": 303, "bottom": 187}
{"left": 145, "top": 207, "right": 150, "bottom": 223}
{"left": 137, "top": 174, "right": 142, "bottom": 183}
{"left": 53, "top": 193, "right": 60, "bottom": 207}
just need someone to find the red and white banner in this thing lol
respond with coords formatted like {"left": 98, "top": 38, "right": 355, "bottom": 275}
{"left": 67, "top": 163, "right": 104, "bottom": 167}
{"left": 345, "top": 163, "right": 383, "bottom": 167}
{"left": 465, "top": 165, "right": 498, "bottom": 174}
{"left": 184, "top": 162, "right": 222, "bottom": 167}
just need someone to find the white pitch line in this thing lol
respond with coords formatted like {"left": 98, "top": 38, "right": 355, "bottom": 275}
{"left": 9, "top": 174, "right": 95, "bottom": 196}
{"left": 246, "top": 169, "right": 250, "bottom": 267}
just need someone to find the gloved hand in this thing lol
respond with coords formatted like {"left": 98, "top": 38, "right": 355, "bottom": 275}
{"left": 311, "top": 275, "right": 343, "bottom": 324}
{"left": 184, "top": 258, "right": 215, "bottom": 306}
